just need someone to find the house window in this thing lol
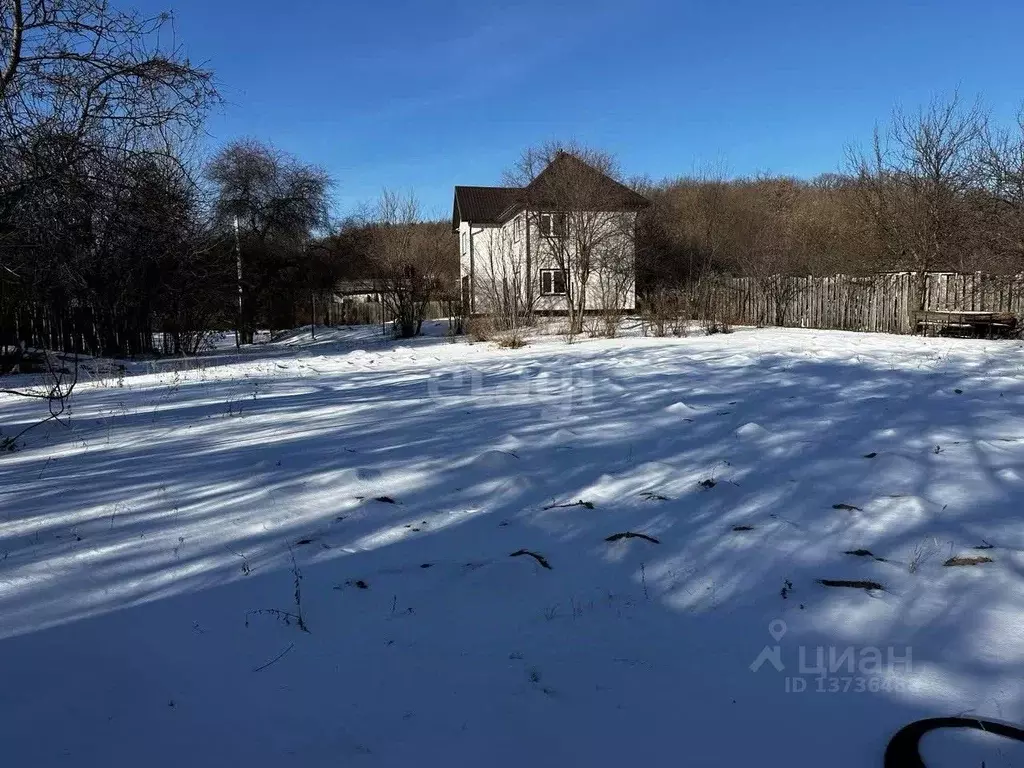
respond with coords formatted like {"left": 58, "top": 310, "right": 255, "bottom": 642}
{"left": 513, "top": 216, "right": 521, "bottom": 242}
{"left": 461, "top": 232, "right": 467, "bottom": 255}
{"left": 539, "top": 212, "right": 567, "bottom": 238}
{"left": 540, "top": 269, "right": 567, "bottom": 296}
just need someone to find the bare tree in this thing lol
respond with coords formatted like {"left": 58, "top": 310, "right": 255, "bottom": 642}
{"left": 475, "top": 223, "right": 531, "bottom": 333}
{"left": 506, "top": 142, "right": 645, "bottom": 335}
{"left": 0, "top": 0, "right": 217, "bottom": 449}
{"left": 365, "top": 190, "right": 456, "bottom": 338}
{"left": 0, "top": 1, "right": 216, "bottom": 218}
{"left": 849, "top": 93, "right": 987, "bottom": 291}
{"left": 743, "top": 177, "right": 807, "bottom": 326}
{"left": 636, "top": 163, "right": 736, "bottom": 291}
{"left": 592, "top": 222, "right": 635, "bottom": 336}
{"left": 0, "top": 349, "right": 77, "bottom": 451}
{"left": 978, "top": 108, "right": 1024, "bottom": 270}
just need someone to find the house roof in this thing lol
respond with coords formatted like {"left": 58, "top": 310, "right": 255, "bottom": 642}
{"left": 452, "top": 152, "right": 650, "bottom": 231}
{"left": 452, "top": 186, "right": 524, "bottom": 231}
{"left": 524, "top": 152, "right": 651, "bottom": 212}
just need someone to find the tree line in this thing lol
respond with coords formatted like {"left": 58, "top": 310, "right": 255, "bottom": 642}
{"left": 0, "top": 0, "right": 452, "bottom": 365}
{"left": 3, "top": 3, "right": 1023, "bottom": 366}
{"left": 637, "top": 94, "right": 1024, "bottom": 293}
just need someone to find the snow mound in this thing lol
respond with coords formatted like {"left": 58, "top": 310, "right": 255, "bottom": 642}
{"left": 720, "top": 353, "right": 755, "bottom": 366}
{"left": 665, "top": 402, "right": 698, "bottom": 415}
{"left": 735, "top": 422, "right": 770, "bottom": 439}
{"left": 541, "top": 428, "right": 579, "bottom": 445}
{"left": 495, "top": 435, "right": 524, "bottom": 453}
{"left": 468, "top": 450, "right": 521, "bottom": 471}
{"left": 997, "top": 468, "right": 1023, "bottom": 484}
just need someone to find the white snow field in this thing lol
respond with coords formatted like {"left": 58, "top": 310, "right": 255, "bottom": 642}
{"left": 3, "top": 323, "right": 1024, "bottom": 767}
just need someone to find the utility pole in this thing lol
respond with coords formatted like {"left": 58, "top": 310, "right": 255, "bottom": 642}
{"left": 306, "top": 239, "right": 315, "bottom": 341}
{"left": 234, "top": 215, "right": 243, "bottom": 348}
{"left": 0, "top": 263, "right": 6, "bottom": 358}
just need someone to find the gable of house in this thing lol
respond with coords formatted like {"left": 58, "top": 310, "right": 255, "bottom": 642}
{"left": 522, "top": 152, "right": 650, "bottom": 213}
{"left": 452, "top": 152, "right": 649, "bottom": 231}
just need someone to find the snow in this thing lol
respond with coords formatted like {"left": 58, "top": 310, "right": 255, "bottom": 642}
{"left": 3, "top": 323, "right": 1024, "bottom": 766}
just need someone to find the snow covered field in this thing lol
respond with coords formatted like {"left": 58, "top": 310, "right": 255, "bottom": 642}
{"left": 3, "top": 323, "right": 1024, "bottom": 767}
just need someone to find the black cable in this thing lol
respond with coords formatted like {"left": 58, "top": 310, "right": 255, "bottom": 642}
{"left": 885, "top": 717, "right": 1024, "bottom": 768}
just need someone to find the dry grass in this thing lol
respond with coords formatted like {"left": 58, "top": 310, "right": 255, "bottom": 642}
{"left": 495, "top": 332, "right": 527, "bottom": 349}
{"left": 604, "top": 531, "right": 660, "bottom": 544}
{"left": 466, "top": 317, "right": 494, "bottom": 342}
{"left": 817, "top": 579, "right": 885, "bottom": 591}
{"left": 943, "top": 555, "right": 994, "bottom": 567}
{"left": 908, "top": 538, "right": 941, "bottom": 573}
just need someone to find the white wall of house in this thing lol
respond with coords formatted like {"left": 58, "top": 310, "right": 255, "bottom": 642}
{"left": 530, "top": 210, "right": 637, "bottom": 314}
{"left": 463, "top": 215, "right": 526, "bottom": 316}
{"left": 460, "top": 210, "right": 636, "bottom": 315}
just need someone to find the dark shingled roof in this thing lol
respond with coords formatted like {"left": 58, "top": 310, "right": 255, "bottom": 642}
{"left": 452, "top": 152, "right": 650, "bottom": 232}
{"left": 525, "top": 152, "right": 650, "bottom": 212}
{"left": 452, "top": 186, "right": 524, "bottom": 231}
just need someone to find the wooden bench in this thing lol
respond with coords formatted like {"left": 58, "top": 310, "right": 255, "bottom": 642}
{"left": 912, "top": 310, "right": 1018, "bottom": 338}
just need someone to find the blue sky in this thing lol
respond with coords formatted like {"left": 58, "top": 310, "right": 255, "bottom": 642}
{"left": 140, "top": 0, "right": 1024, "bottom": 218}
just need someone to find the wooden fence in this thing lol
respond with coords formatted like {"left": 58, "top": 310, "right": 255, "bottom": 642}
{"left": 1, "top": 303, "right": 154, "bottom": 358}
{"left": 330, "top": 296, "right": 453, "bottom": 327}
{"left": 690, "top": 272, "right": 1024, "bottom": 335}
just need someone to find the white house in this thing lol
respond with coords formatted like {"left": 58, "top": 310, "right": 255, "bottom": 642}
{"left": 452, "top": 152, "right": 650, "bottom": 318}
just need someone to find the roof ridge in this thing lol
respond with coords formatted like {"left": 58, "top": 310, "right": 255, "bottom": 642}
{"left": 454, "top": 184, "right": 523, "bottom": 191}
